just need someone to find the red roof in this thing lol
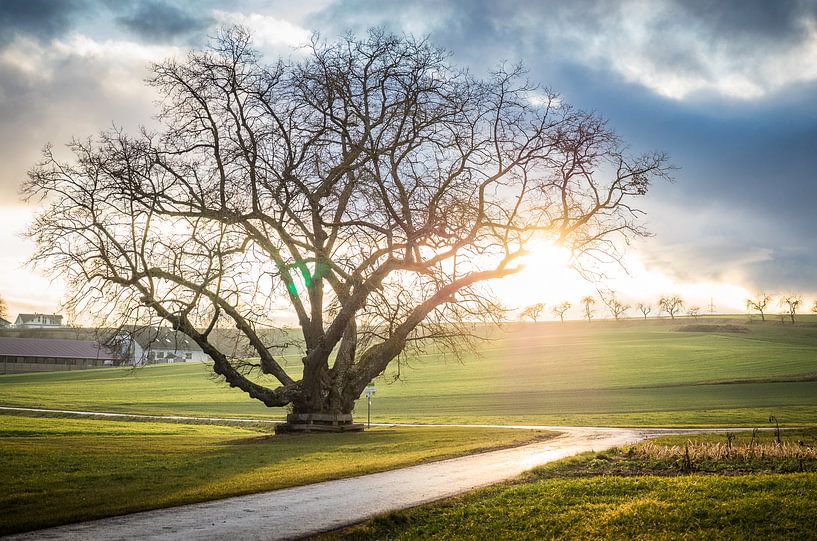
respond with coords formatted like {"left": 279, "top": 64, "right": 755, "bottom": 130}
{"left": 0, "top": 337, "right": 118, "bottom": 360}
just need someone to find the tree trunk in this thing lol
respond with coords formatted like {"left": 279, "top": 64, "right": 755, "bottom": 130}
{"left": 278, "top": 352, "right": 365, "bottom": 433}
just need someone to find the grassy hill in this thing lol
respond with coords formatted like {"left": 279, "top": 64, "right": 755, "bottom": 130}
{"left": 1, "top": 317, "right": 816, "bottom": 426}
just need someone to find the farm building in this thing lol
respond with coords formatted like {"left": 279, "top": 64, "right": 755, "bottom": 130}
{"left": 0, "top": 337, "right": 118, "bottom": 374}
{"left": 14, "top": 313, "right": 65, "bottom": 329}
{"left": 0, "top": 317, "right": 11, "bottom": 328}
{"left": 116, "top": 328, "right": 210, "bottom": 365}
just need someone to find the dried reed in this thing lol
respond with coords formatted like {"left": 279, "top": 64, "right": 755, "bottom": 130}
{"left": 638, "top": 440, "right": 817, "bottom": 461}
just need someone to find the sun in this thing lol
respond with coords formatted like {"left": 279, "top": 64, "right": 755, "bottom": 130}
{"left": 493, "top": 241, "right": 594, "bottom": 310}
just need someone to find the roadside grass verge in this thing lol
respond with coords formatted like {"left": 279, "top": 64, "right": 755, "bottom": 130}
{"left": 528, "top": 429, "right": 817, "bottom": 479}
{"left": 0, "top": 413, "right": 553, "bottom": 535}
{"left": 329, "top": 429, "right": 817, "bottom": 540}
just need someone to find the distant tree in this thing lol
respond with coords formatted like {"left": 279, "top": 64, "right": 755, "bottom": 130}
{"left": 687, "top": 306, "right": 701, "bottom": 319}
{"left": 779, "top": 295, "right": 802, "bottom": 323}
{"left": 520, "top": 303, "right": 546, "bottom": 322}
{"left": 600, "top": 290, "right": 629, "bottom": 320}
{"left": 812, "top": 300, "right": 817, "bottom": 314}
{"left": 636, "top": 303, "right": 651, "bottom": 320}
{"left": 581, "top": 296, "right": 596, "bottom": 322}
{"left": 658, "top": 295, "right": 684, "bottom": 320}
{"left": 608, "top": 299, "right": 630, "bottom": 320}
{"left": 0, "top": 294, "right": 7, "bottom": 320}
{"left": 552, "top": 301, "right": 572, "bottom": 323}
{"left": 746, "top": 292, "right": 772, "bottom": 321}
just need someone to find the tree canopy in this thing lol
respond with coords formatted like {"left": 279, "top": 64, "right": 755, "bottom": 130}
{"left": 24, "top": 28, "right": 671, "bottom": 420}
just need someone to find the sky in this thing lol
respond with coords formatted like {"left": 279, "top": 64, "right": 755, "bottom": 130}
{"left": 0, "top": 0, "right": 815, "bottom": 322}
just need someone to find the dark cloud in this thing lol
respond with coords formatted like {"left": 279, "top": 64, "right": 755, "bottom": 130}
{"left": 314, "top": 0, "right": 817, "bottom": 42}
{"left": 677, "top": 0, "right": 817, "bottom": 44}
{"left": 113, "top": 0, "right": 213, "bottom": 42}
{"left": 0, "top": 0, "right": 218, "bottom": 46}
{"left": 744, "top": 248, "right": 817, "bottom": 293}
{"left": 0, "top": 0, "right": 86, "bottom": 45}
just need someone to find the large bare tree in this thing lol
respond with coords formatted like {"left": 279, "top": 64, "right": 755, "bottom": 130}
{"left": 24, "top": 29, "right": 670, "bottom": 428}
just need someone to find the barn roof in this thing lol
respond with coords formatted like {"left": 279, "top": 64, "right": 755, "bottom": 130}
{"left": 0, "top": 337, "right": 118, "bottom": 360}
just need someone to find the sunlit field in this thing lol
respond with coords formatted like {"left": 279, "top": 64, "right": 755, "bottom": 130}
{"left": 2, "top": 317, "right": 816, "bottom": 427}
{"left": 0, "top": 413, "right": 549, "bottom": 535}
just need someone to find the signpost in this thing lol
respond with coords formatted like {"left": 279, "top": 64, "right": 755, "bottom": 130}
{"left": 363, "top": 384, "right": 377, "bottom": 428}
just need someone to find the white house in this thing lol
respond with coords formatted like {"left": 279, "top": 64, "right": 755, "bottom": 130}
{"left": 14, "top": 313, "right": 65, "bottom": 328}
{"left": 0, "top": 317, "right": 11, "bottom": 328}
{"left": 116, "top": 328, "right": 210, "bottom": 365}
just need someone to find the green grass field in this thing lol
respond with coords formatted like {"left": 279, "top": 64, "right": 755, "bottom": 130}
{"left": 329, "top": 429, "right": 817, "bottom": 540}
{"left": 2, "top": 317, "right": 815, "bottom": 426}
{"left": 2, "top": 318, "right": 816, "bottom": 536}
{"left": 0, "top": 413, "right": 550, "bottom": 535}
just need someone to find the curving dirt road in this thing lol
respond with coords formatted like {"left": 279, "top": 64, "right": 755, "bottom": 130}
{"left": 6, "top": 425, "right": 647, "bottom": 541}
{"left": 2, "top": 408, "right": 755, "bottom": 541}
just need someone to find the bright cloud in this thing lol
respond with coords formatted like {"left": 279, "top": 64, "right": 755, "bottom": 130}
{"left": 53, "top": 33, "right": 180, "bottom": 64}
{"left": 0, "top": 36, "right": 50, "bottom": 79}
{"left": 212, "top": 11, "right": 311, "bottom": 48}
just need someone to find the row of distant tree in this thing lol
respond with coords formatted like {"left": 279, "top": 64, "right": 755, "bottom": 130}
{"left": 520, "top": 293, "right": 817, "bottom": 323}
